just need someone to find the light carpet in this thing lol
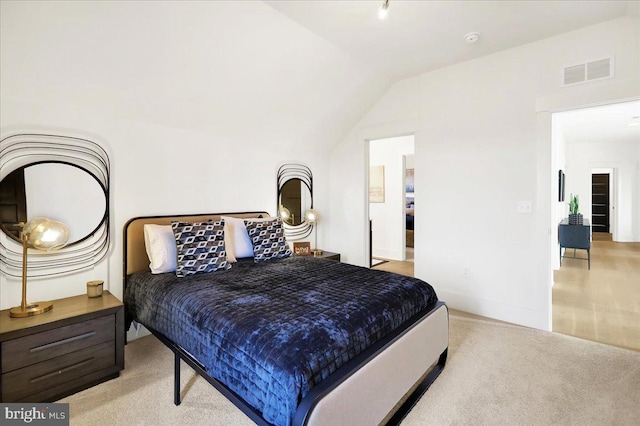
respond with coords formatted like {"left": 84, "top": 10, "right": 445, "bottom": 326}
{"left": 61, "top": 312, "right": 640, "bottom": 425}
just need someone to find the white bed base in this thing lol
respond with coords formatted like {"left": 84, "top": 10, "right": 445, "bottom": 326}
{"left": 305, "top": 303, "right": 448, "bottom": 425}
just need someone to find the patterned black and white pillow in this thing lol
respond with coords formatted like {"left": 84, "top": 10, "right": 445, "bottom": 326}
{"left": 244, "top": 217, "right": 292, "bottom": 262}
{"left": 171, "top": 220, "right": 231, "bottom": 277}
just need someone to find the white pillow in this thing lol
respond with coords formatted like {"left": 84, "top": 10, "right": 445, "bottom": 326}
{"left": 143, "top": 224, "right": 177, "bottom": 274}
{"left": 222, "top": 216, "right": 270, "bottom": 261}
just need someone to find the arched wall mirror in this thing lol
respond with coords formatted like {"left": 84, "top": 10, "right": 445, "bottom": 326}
{"left": 0, "top": 133, "right": 110, "bottom": 278}
{"left": 277, "top": 163, "right": 313, "bottom": 240}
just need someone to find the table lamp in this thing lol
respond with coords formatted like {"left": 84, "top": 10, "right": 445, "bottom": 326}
{"left": 10, "top": 217, "right": 70, "bottom": 318}
{"left": 304, "top": 209, "right": 322, "bottom": 256}
{"left": 279, "top": 205, "right": 293, "bottom": 225}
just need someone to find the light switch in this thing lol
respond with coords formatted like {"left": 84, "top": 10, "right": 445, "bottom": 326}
{"left": 517, "top": 201, "right": 533, "bottom": 213}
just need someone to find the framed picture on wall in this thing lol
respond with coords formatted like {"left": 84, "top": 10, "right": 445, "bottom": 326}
{"left": 558, "top": 170, "right": 565, "bottom": 202}
{"left": 405, "top": 168, "right": 415, "bottom": 193}
{"left": 369, "top": 165, "right": 385, "bottom": 203}
{"left": 293, "top": 242, "right": 311, "bottom": 256}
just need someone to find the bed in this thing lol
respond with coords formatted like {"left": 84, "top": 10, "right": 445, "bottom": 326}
{"left": 123, "top": 212, "right": 448, "bottom": 426}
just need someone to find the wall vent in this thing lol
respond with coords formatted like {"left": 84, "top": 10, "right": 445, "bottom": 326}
{"left": 562, "top": 57, "right": 613, "bottom": 86}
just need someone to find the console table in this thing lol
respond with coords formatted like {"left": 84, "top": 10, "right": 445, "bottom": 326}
{"left": 559, "top": 218, "right": 591, "bottom": 269}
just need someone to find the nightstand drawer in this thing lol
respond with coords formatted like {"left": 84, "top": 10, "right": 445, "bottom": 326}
{"left": 1, "top": 340, "right": 115, "bottom": 402}
{"left": 1, "top": 315, "right": 115, "bottom": 373}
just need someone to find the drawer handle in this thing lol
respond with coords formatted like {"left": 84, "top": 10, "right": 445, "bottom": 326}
{"left": 30, "top": 331, "right": 96, "bottom": 352}
{"left": 30, "top": 357, "right": 95, "bottom": 384}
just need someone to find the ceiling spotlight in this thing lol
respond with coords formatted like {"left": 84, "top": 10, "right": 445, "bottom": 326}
{"left": 464, "top": 32, "right": 480, "bottom": 44}
{"left": 378, "top": 0, "right": 390, "bottom": 20}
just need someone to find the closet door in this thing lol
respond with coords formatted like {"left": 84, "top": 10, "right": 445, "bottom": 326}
{"left": 591, "top": 173, "right": 609, "bottom": 233}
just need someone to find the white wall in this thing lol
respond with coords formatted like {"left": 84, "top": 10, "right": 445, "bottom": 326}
{"left": 0, "top": 1, "right": 389, "bottom": 309}
{"left": 369, "top": 135, "right": 414, "bottom": 260}
{"left": 406, "top": 155, "right": 415, "bottom": 171}
{"left": 329, "top": 16, "right": 640, "bottom": 330}
{"left": 566, "top": 141, "right": 640, "bottom": 242}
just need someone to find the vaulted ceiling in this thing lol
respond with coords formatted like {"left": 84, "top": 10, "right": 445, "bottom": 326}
{"left": 267, "top": 1, "right": 637, "bottom": 80}
{"left": 2, "top": 1, "right": 638, "bottom": 151}
{"left": 266, "top": 1, "right": 639, "bottom": 143}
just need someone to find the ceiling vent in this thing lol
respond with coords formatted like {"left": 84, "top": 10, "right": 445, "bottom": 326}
{"left": 563, "top": 57, "right": 613, "bottom": 86}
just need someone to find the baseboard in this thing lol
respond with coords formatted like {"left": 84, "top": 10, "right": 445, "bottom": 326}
{"left": 437, "top": 289, "right": 549, "bottom": 331}
{"left": 372, "top": 247, "right": 404, "bottom": 261}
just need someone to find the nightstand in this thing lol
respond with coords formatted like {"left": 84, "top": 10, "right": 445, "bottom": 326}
{"left": 0, "top": 291, "right": 124, "bottom": 402}
{"left": 314, "top": 251, "right": 340, "bottom": 261}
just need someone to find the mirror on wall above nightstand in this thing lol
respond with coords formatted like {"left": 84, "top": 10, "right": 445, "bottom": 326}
{"left": 0, "top": 133, "right": 111, "bottom": 280}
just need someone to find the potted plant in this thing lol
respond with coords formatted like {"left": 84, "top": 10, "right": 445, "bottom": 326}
{"left": 568, "top": 193, "right": 583, "bottom": 225}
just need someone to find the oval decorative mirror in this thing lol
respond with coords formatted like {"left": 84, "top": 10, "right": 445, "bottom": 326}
{"left": 0, "top": 162, "right": 107, "bottom": 245}
{"left": 280, "top": 179, "right": 311, "bottom": 226}
{"left": 0, "top": 133, "right": 110, "bottom": 278}
{"left": 277, "top": 163, "right": 313, "bottom": 240}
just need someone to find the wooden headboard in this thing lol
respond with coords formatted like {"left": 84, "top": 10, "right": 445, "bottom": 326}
{"left": 123, "top": 211, "right": 270, "bottom": 282}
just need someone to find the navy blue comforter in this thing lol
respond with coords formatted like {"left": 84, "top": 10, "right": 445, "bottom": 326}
{"left": 125, "top": 256, "right": 438, "bottom": 426}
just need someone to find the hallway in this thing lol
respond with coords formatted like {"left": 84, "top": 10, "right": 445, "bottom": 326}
{"left": 553, "top": 235, "right": 640, "bottom": 351}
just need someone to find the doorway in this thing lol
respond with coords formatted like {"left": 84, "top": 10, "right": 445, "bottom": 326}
{"left": 591, "top": 173, "right": 610, "bottom": 234}
{"left": 368, "top": 135, "right": 415, "bottom": 276}
{"left": 551, "top": 100, "right": 640, "bottom": 351}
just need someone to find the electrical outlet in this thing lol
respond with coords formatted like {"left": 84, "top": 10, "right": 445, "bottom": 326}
{"left": 517, "top": 201, "right": 532, "bottom": 213}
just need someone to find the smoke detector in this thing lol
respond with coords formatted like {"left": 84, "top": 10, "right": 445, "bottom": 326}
{"left": 464, "top": 32, "right": 480, "bottom": 44}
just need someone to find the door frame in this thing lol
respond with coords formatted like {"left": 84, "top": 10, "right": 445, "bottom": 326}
{"left": 361, "top": 122, "right": 419, "bottom": 269}
{"left": 544, "top": 95, "right": 639, "bottom": 330}
{"left": 367, "top": 135, "right": 415, "bottom": 263}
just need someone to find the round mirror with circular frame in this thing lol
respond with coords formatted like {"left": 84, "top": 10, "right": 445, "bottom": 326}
{"left": 0, "top": 162, "right": 107, "bottom": 245}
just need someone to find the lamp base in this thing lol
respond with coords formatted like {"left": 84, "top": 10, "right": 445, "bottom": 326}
{"left": 9, "top": 301, "right": 53, "bottom": 318}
